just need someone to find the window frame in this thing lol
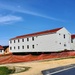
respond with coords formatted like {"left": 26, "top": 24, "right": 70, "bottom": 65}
{"left": 71, "top": 39, "right": 73, "bottom": 43}
{"left": 64, "top": 34, "right": 65, "bottom": 39}
{"left": 18, "top": 39, "right": 20, "bottom": 42}
{"left": 14, "top": 40, "right": 15, "bottom": 43}
{"left": 27, "top": 38, "right": 29, "bottom": 41}
{"left": 0, "top": 50, "right": 2, "bottom": 52}
{"left": 27, "top": 45, "right": 29, "bottom": 49}
{"left": 22, "top": 46, "right": 24, "bottom": 49}
{"left": 18, "top": 46, "right": 20, "bottom": 49}
{"left": 32, "top": 45, "right": 34, "bottom": 49}
{"left": 64, "top": 44, "right": 66, "bottom": 47}
{"left": 14, "top": 46, "right": 15, "bottom": 49}
{"left": 22, "top": 39, "right": 24, "bottom": 42}
{"left": 32, "top": 37, "right": 34, "bottom": 41}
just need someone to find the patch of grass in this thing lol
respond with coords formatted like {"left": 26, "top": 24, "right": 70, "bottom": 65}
{"left": 0, "top": 66, "right": 31, "bottom": 75}
{"left": 0, "top": 66, "right": 14, "bottom": 75}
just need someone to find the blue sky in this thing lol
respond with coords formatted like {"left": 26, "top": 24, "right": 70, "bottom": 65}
{"left": 0, "top": 0, "right": 75, "bottom": 45}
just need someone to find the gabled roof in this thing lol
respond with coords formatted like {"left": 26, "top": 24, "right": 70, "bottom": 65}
{"left": 71, "top": 34, "right": 75, "bottom": 39}
{"left": 10, "top": 27, "right": 63, "bottom": 40}
{"left": 0, "top": 45, "right": 4, "bottom": 50}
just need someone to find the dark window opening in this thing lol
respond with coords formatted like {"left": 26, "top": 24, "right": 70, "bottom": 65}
{"left": 22, "top": 46, "right": 24, "bottom": 49}
{"left": 22, "top": 39, "right": 24, "bottom": 42}
{"left": 32, "top": 45, "right": 34, "bottom": 49}
{"left": 18, "top": 46, "right": 20, "bottom": 49}
{"left": 14, "top": 47, "right": 15, "bottom": 49}
{"left": 10, "top": 47, "right": 12, "bottom": 50}
{"left": 71, "top": 39, "right": 73, "bottom": 43}
{"left": 64, "top": 44, "right": 66, "bottom": 47}
{"left": 59, "top": 43, "right": 61, "bottom": 44}
{"left": 64, "top": 34, "right": 65, "bottom": 38}
{"left": 27, "top": 45, "right": 29, "bottom": 49}
{"left": 32, "top": 37, "right": 34, "bottom": 41}
{"left": 18, "top": 39, "right": 20, "bottom": 42}
{"left": 36, "top": 44, "right": 38, "bottom": 45}
{"left": 27, "top": 38, "right": 29, "bottom": 41}
{"left": 14, "top": 40, "right": 15, "bottom": 43}
{"left": 0, "top": 50, "right": 2, "bottom": 52}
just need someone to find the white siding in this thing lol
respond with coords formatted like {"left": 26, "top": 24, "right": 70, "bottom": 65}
{"left": 9, "top": 33, "right": 58, "bottom": 52}
{"left": 57, "top": 27, "right": 71, "bottom": 50}
{"left": 71, "top": 39, "right": 75, "bottom": 50}
{"left": 9, "top": 27, "right": 72, "bottom": 53}
{"left": 0, "top": 50, "right": 4, "bottom": 54}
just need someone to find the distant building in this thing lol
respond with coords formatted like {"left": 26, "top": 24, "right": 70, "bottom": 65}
{"left": 0, "top": 45, "right": 4, "bottom": 54}
{"left": 3, "top": 46, "right": 10, "bottom": 54}
{"left": 71, "top": 35, "right": 75, "bottom": 50}
{"left": 9, "top": 27, "right": 72, "bottom": 53}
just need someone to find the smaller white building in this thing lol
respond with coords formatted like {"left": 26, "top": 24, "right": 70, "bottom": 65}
{"left": 0, "top": 45, "right": 4, "bottom": 54}
{"left": 9, "top": 27, "right": 71, "bottom": 53}
{"left": 71, "top": 35, "right": 75, "bottom": 50}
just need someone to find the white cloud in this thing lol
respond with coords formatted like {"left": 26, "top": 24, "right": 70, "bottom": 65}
{"left": 0, "top": 3, "right": 65, "bottom": 22}
{"left": 0, "top": 15, "right": 23, "bottom": 24}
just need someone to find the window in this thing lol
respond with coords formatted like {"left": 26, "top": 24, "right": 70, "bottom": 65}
{"left": 27, "top": 45, "right": 29, "bottom": 49}
{"left": 22, "top": 39, "right": 24, "bottom": 42}
{"left": 32, "top": 37, "right": 34, "bottom": 41}
{"left": 18, "top": 39, "right": 19, "bottom": 42}
{"left": 0, "top": 50, "right": 2, "bottom": 52}
{"left": 71, "top": 39, "right": 73, "bottom": 43}
{"left": 59, "top": 43, "right": 61, "bottom": 44}
{"left": 63, "top": 34, "right": 65, "bottom": 38}
{"left": 32, "top": 45, "right": 34, "bottom": 49}
{"left": 27, "top": 38, "right": 29, "bottom": 41}
{"left": 22, "top": 46, "right": 24, "bottom": 49}
{"left": 10, "top": 40, "right": 12, "bottom": 43}
{"left": 14, "top": 46, "right": 15, "bottom": 49}
{"left": 64, "top": 44, "right": 66, "bottom": 47}
{"left": 18, "top": 46, "right": 20, "bottom": 49}
{"left": 36, "top": 36, "right": 38, "bottom": 38}
{"left": 14, "top": 40, "right": 15, "bottom": 43}
{"left": 10, "top": 47, "right": 12, "bottom": 50}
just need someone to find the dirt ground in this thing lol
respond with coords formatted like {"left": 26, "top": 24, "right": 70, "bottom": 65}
{"left": 1, "top": 58, "right": 75, "bottom": 75}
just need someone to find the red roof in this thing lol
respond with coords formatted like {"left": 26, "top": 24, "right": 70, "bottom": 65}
{"left": 0, "top": 45, "right": 4, "bottom": 50}
{"left": 71, "top": 35, "right": 75, "bottom": 39}
{"left": 10, "top": 27, "right": 63, "bottom": 40}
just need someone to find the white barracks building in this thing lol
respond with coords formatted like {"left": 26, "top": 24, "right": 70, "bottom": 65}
{"left": 9, "top": 27, "right": 72, "bottom": 53}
